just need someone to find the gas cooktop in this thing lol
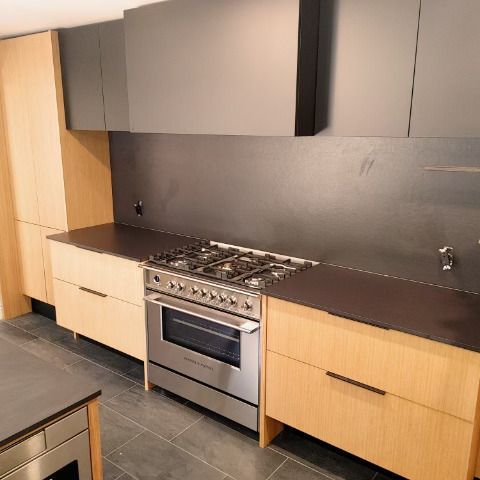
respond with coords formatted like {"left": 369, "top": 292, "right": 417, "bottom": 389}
{"left": 145, "top": 240, "right": 313, "bottom": 290}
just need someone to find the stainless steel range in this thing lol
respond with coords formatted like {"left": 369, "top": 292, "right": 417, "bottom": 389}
{"left": 143, "top": 240, "right": 314, "bottom": 431}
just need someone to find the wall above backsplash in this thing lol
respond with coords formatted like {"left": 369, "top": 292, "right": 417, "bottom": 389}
{"left": 110, "top": 132, "right": 480, "bottom": 294}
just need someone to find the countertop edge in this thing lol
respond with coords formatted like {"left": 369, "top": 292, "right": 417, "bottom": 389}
{"left": 0, "top": 390, "right": 101, "bottom": 451}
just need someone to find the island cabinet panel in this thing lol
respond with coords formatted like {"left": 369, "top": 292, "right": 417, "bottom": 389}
{"left": 41, "top": 226, "right": 63, "bottom": 305}
{"left": 49, "top": 240, "right": 143, "bottom": 307}
{"left": 410, "top": 0, "right": 480, "bottom": 137}
{"left": 266, "top": 351, "right": 478, "bottom": 480}
{"left": 54, "top": 279, "right": 145, "bottom": 360}
{"left": 266, "top": 297, "right": 480, "bottom": 422}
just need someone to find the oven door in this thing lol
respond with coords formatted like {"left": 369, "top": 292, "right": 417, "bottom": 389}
{"left": 145, "top": 292, "right": 260, "bottom": 405}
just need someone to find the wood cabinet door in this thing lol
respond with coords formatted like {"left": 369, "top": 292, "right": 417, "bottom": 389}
{"left": 15, "top": 221, "right": 47, "bottom": 302}
{"left": 0, "top": 38, "right": 40, "bottom": 224}
{"left": 410, "top": 0, "right": 480, "bottom": 137}
{"left": 317, "top": 0, "right": 420, "bottom": 137}
{"left": 41, "top": 226, "right": 63, "bottom": 305}
{"left": 0, "top": 32, "right": 67, "bottom": 230}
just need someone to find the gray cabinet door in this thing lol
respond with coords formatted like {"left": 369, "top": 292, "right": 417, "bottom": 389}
{"left": 99, "top": 20, "right": 130, "bottom": 132}
{"left": 124, "top": 0, "right": 301, "bottom": 136}
{"left": 59, "top": 25, "right": 105, "bottom": 130}
{"left": 317, "top": 0, "right": 420, "bottom": 137}
{"left": 410, "top": 0, "right": 480, "bottom": 137}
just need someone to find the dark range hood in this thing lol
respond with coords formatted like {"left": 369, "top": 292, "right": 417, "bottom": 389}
{"left": 124, "top": 0, "right": 322, "bottom": 136}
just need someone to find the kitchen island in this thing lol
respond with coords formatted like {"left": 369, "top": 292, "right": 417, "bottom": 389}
{"left": 0, "top": 337, "right": 102, "bottom": 479}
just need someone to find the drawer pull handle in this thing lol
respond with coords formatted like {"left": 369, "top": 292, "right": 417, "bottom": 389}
{"left": 326, "top": 371, "right": 386, "bottom": 396}
{"left": 79, "top": 287, "right": 107, "bottom": 298}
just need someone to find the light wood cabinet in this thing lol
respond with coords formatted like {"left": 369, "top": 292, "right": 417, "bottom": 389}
{"left": 0, "top": 31, "right": 113, "bottom": 306}
{"left": 54, "top": 279, "right": 145, "bottom": 360}
{"left": 49, "top": 241, "right": 143, "bottom": 307}
{"left": 266, "top": 297, "right": 480, "bottom": 421}
{"left": 261, "top": 296, "right": 480, "bottom": 480}
{"left": 50, "top": 240, "right": 146, "bottom": 360}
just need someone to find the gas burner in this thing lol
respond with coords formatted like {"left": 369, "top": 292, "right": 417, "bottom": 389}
{"left": 146, "top": 240, "right": 314, "bottom": 290}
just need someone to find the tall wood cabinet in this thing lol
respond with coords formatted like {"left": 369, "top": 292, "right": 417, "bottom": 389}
{"left": 0, "top": 31, "right": 113, "bottom": 308}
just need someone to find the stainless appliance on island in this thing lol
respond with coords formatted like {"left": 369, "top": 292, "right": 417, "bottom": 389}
{"left": 143, "top": 240, "right": 314, "bottom": 431}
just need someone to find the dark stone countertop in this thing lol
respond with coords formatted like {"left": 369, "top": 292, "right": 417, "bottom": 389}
{"left": 0, "top": 338, "right": 100, "bottom": 450}
{"left": 47, "top": 222, "right": 195, "bottom": 262}
{"left": 264, "top": 263, "right": 480, "bottom": 353}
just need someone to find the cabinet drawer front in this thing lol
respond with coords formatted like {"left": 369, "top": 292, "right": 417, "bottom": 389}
{"left": 54, "top": 279, "right": 145, "bottom": 360}
{"left": 266, "top": 351, "right": 476, "bottom": 480}
{"left": 266, "top": 297, "right": 480, "bottom": 421}
{"left": 50, "top": 240, "right": 143, "bottom": 306}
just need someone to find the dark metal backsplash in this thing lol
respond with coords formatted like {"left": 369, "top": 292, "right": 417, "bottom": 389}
{"left": 110, "top": 132, "right": 480, "bottom": 293}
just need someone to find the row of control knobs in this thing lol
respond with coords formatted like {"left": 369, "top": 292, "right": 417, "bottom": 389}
{"left": 154, "top": 276, "right": 253, "bottom": 310}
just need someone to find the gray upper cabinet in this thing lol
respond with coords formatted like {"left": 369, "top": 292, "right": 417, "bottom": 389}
{"left": 59, "top": 20, "right": 129, "bottom": 131}
{"left": 317, "top": 0, "right": 420, "bottom": 137}
{"left": 124, "top": 0, "right": 321, "bottom": 136}
{"left": 99, "top": 20, "right": 130, "bottom": 131}
{"left": 59, "top": 24, "right": 105, "bottom": 130}
{"left": 410, "top": 0, "right": 480, "bottom": 138}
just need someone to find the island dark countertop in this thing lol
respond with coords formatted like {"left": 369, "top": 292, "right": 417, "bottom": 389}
{"left": 47, "top": 222, "right": 196, "bottom": 262}
{"left": 0, "top": 338, "right": 100, "bottom": 450}
{"left": 263, "top": 263, "right": 480, "bottom": 353}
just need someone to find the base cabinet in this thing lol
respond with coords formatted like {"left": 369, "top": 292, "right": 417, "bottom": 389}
{"left": 54, "top": 279, "right": 145, "bottom": 360}
{"left": 266, "top": 350, "right": 478, "bottom": 480}
{"left": 261, "top": 297, "right": 480, "bottom": 480}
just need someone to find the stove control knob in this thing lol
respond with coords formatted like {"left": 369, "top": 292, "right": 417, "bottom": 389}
{"left": 167, "top": 280, "right": 177, "bottom": 289}
{"left": 218, "top": 294, "right": 228, "bottom": 303}
{"left": 242, "top": 300, "right": 253, "bottom": 311}
{"left": 227, "top": 296, "right": 237, "bottom": 306}
{"left": 190, "top": 286, "right": 199, "bottom": 295}
{"left": 209, "top": 291, "right": 218, "bottom": 300}
{"left": 176, "top": 282, "right": 185, "bottom": 291}
{"left": 153, "top": 275, "right": 161, "bottom": 284}
{"left": 199, "top": 288, "right": 208, "bottom": 297}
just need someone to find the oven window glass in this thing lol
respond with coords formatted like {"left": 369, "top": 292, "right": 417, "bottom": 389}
{"left": 162, "top": 307, "right": 240, "bottom": 367}
{"left": 43, "top": 461, "right": 79, "bottom": 480}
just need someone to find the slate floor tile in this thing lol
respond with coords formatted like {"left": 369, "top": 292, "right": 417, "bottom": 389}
{"left": 21, "top": 338, "right": 82, "bottom": 369}
{"left": 117, "top": 474, "right": 135, "bottom": 480}
{"left": 107, "top": 430, "right": 225, "bottom": 480}
{"left": 100, "top": 404, "right": 145, "bottom": 455}
{"left": 103, "top": 458, "right": 125, "bottom": 480}
{"left": 270, "top": 428, "right": 375, "bottom": 480}
{"left": 32, "top": 322, "right": 71, "bottom": 342}
{"left": 9, "top": 313, "right": 53, "bottom": 332}
{"left": 373, "top": 471, "right": 405, "bottom": 480}
{"left": 51, "top": 333, "right": 93, "bottom": 354}
{"left": 0, "top": 321, "right": 37, "bottom": 345}
{"left": 269, "top": 459, "right": 330, "bottom": 480}
{"left": 105, "top": 385, "right": 201, "bottom": 440}
{"left": 81, "top": 342, "right": 139, "bottom": 374}
{"left": 64, "top": 359, "right": 134, "bottom": 401}
{"left": 172, "top": 416, "right": 286, "bottom": 480}
{"left": 123, "top": 363, "right": 145, "bottom": 385}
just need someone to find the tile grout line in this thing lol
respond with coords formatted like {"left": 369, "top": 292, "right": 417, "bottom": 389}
{"left": 101, "top": 403, "right": 233, "bottom": 479}
{"left": 264, "top": 458, "right": 288, "bottom": 480}
{"left": 266, "top": 446, "right": 337, "bottom": 480}
{"left": 104, "top": 457, "right": 136, "bottom": 480}
{"left": 169, "top": 414, "right": 205, "bottom": 441}
{"left": 105, "top": 431, "right": 146, "bottom": 459}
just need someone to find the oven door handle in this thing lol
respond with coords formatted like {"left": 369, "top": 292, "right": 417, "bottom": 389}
{"left": 144, "top": 293, "right": 260, "bottom": 334}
